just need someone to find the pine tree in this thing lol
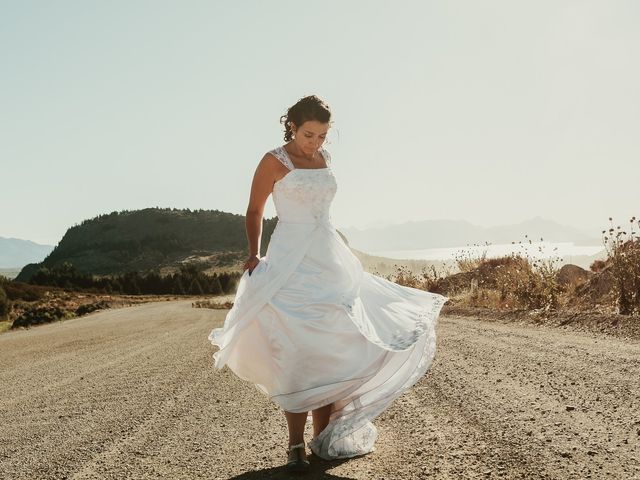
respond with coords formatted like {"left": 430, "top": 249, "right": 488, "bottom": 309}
{"left": 209, "top": 276, "right": 223, "bottom": 295}
{"left": 188, "top": 278, "right": 204, "bottom": 295}
{"left": 172, "top": 277, "right": 186, "bottom": 295}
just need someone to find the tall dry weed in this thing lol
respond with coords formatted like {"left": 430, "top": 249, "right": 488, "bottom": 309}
{"left": 494, "top": 237, "right": 562, "bottom": 312}
{"left": 602, "top": 216, "right": 640, "bottom": 315}
{"left": 455, "top": 242, "right": 490, "bottom": 273}
{"left": 387, "top": 263, "right": 452, "bottom": 292}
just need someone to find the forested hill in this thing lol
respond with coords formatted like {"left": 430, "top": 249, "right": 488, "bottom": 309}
{"left": 15, "top": 208, "right": 277, "bottom": 282}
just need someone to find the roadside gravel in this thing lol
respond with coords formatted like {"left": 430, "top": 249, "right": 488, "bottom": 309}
{"left": 0, "top": 300, "right": 638, "bottom": 479}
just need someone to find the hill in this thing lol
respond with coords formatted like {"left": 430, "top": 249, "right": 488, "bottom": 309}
{"left": 15, "top": 208, "right": 277, "bottom": 282}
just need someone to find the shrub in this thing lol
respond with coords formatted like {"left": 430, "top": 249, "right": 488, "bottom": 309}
{"left": 430, "top": 237, "right": 562, "bottom": 313}
{"left": 12, "top": 305, "right": 68, "bottom": 328}
{"left": 192, "top": 299, "right": 234, "bottom": 309}
{"left": 1, "top": 281, "right": 46, "bottom": 302}
{"left": 75, "top": 301, "right": 110, "bottom": 316}
{"left": 590, "top": 259, "right": 606, "bottom": 273}
{"left": 0, "top": 286, "right": 9, "bottom": 320}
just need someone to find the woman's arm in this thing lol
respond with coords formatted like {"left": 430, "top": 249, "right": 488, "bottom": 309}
{"left": 243, "top": 154, "right": 284, "bottom": 272}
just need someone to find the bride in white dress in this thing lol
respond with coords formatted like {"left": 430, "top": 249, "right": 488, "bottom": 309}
{"left": 208, "top": 95, "right": 448, "bottom": 473}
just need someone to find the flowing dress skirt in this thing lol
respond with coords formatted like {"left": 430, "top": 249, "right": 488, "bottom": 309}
{"left": 209, "top": 220, "right": 448, "bottom": 459}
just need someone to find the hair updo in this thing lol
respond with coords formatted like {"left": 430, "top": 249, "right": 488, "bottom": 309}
{"left": 280, "top": 95, "right": 332, "bottom": 142}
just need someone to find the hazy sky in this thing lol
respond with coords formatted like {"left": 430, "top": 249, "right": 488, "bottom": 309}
{"left": 1, "top": 1, "right": 638, "bottom": 245}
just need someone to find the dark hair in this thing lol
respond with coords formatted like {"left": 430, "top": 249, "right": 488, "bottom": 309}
{"left": 280, "top": 95, "right": 332, "bottom": 142}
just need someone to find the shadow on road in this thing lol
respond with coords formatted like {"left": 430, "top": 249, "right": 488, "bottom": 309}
{"left": 226, "top": 454, "right": 359, "bottom": 479}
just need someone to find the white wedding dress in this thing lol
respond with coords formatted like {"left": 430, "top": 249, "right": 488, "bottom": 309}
{"left": 208, "top": 145, "right": 448, "bottom": 460}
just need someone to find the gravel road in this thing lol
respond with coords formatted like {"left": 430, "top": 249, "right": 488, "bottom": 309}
{"left": 0, "top": 300, "right": 638, "bottom": 479}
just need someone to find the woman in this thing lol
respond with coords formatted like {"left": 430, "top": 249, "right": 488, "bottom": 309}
{"left": 208, "top": 95, "right": 448, "bottom": 473}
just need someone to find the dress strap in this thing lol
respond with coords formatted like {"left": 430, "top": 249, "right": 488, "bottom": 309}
{"left": 320, "top": 147, "right": 332, "bottom": 166}
{"left": 269, "top": 146, "right": 295, "bottom": 171}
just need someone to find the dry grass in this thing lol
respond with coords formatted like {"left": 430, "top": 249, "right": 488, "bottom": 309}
{"left": 192, "top": 298, "right": 234, "bottom": 309}
{"left": 2, "top": 287, "right": 212, "bottom": 331}
{"left": 454, "top": 241, "right": 490, "bottom": 273}
{"left": 381, "top": 263, "right": 452, "bottom": 293}
{"left": 601, "top": 216, "right": 640, "bottom": 315}
{"left": 390, "top": 219, "right": 640, "bottom": 317}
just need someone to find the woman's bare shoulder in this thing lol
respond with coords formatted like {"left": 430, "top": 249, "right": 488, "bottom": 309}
{"left": 260, "top": 151, "right": 285, "bottom": 168}
{"left": 253, "top": 150, "right": 289, "bottom": 179}
{"left": 262, "top": 147, "right": 291, "bottom": 170}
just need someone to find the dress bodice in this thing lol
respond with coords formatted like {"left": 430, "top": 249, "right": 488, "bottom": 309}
{"left": 269, "top": 146, "right": 337, "bottom": 223}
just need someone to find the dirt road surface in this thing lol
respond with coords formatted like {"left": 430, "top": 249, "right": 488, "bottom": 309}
{"left": 1, "top": 300, "right": 638, "bottom": 479}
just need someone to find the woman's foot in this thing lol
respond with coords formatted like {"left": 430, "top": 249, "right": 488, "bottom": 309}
{"left": 286, "top": 442, "right": 310, "bottom": 473}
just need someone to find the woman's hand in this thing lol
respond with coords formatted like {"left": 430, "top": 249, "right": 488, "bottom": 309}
{"left": 244, "top": 255, "right": 260, "bottom": 275}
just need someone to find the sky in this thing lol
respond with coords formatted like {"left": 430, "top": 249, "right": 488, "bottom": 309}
{"left": 1, "top": 0, "right": 639, "bottom": 246}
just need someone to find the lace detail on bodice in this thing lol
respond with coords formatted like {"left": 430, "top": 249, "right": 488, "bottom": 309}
{"left": 268, "top": 146, "right": 331, "bottom": 171}
{"left": 270, "top": 146, "right": 337, "bottom": 223}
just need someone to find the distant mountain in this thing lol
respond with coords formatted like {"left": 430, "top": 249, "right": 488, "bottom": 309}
{"left": 339, "top": 216, "right": 601, "bottom": 253}
{"left": 0, "top": 237, "right": 54, "bottom": 268}
{"left": 15, "top": 208, "right": 278, "bottom": 283}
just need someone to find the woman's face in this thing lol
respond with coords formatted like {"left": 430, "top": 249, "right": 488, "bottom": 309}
{"left": 292, "top": 120, "right": 330, "bottom": 154}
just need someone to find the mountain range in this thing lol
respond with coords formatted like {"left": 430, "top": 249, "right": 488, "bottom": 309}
{"left": 0, "top": 237, "right": 54, "bottom": 268}
{"left": 338, "top": 216, "right": 601, "bottom": 253}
